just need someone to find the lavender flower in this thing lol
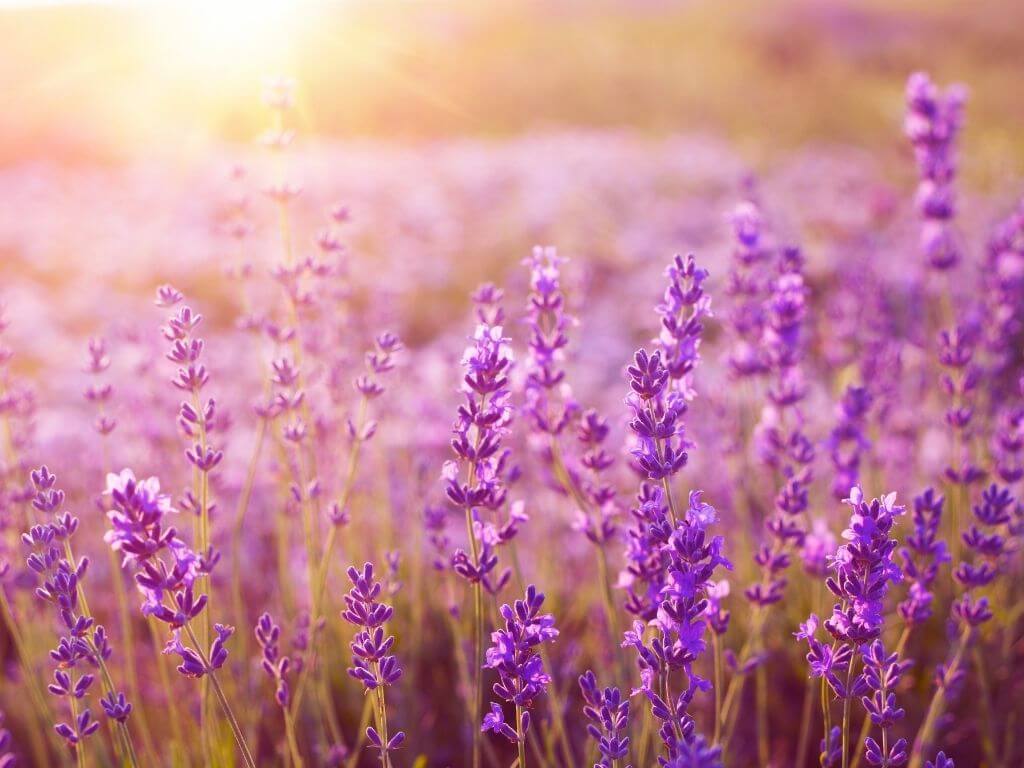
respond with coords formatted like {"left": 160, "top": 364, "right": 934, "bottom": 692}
{"left": 579, "top": 670, "right": 630, "bottom": 768}
{"left": 621, "top": 492, "right": 731, "bottom": 763}
{"left": 342, "top": 563, "right": 405, "bottom": 766}
{"left": 746, "top": 246, "right": 814, "bottom": 609}
{"left": 725, "top": 202, "right": 772, "bottom": 377}
{"left": 823, "top": 487, "right": 904, "bottom": 646}
{"left": 523, "top": 245, "right": 574, "bottom": 436}
{"left": 255, "top": 612, "right": 292, "bottom": 708}
{"left": 859, "top": 640, "right": 909, "bottom": 767}
{"left": 904, "top": 72, "right": 967, "bottom": 270}
{"left": 21, "top": 466, "right": 141, "bottom": 766}
{"left": 104, "top": 468, "right": 254, "bottom": 767}
{"left": 898, "top": 489, "right": 950, "bottom": 627}
{"left": 825, "top": 386, "right": 872, "bottom": 500}
{"left": 482, "top": 585, "right": 558, "bottom": 768}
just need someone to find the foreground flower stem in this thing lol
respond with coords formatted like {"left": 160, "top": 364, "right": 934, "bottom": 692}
{"left": 371, "top": 659, "right": 395, "bottom": 768}
{"left": 146, "top": 616, "right": 186, "bottom": 758}
{"left": 181, "top": 621, "right": 257, "bottom": 768}
{"left": 516, "top": 703, "right": 527, "bottom": 768}
{"left": 712, "top": 632, "right": 724, "bottom": 746}
{"left": 68, "top": 669, "right": 87, "bottom": 768}
{"left": 841, "top": 650, "right": 858, "bottom": 768}
{"left": 466, "top": 511, "right": 485, "bottom": 768}
{"left": 548, "top": 441, "right": 621, "bottom": 655}
{"left": 908, "top": 625, "right": 971, "bottom": 768}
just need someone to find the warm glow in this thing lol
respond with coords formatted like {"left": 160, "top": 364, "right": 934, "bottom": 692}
{"left": 143, "top": 0, "right": 313, "bottom": 81}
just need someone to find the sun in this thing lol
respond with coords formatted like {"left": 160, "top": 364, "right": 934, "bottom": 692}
{"left": 143, "top": 0, "right": 314, "bottom": 79}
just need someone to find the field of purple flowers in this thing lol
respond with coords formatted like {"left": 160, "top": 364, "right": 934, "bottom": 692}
{"left": 0, "top": 67, "right": 1022, "bottom": 768}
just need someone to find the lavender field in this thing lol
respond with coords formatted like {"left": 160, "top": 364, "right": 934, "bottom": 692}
{"left": 1, "top": 2, "right": 1023, "bottom": 767}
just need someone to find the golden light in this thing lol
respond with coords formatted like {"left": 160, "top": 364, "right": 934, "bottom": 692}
{"left": 142, "top": 0, "right": 321, "bottom": 83}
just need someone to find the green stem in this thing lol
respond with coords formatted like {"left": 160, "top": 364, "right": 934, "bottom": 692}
{"left": 182, "top": 622, "right": 257, "bottom": 768}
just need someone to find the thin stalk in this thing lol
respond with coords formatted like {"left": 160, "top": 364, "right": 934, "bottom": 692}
{"left": 795, "top": 673, "right": 816, "bottom": 767}
{"left": 712, "top": 632, "right": 724, "bottom": 746}
{"left": 181, "top": 621, "right": 257, "bottom": 768}
{"left": 230, "top": 417, "right": 267, "bottom": 653}
{"left": 841, "top": 651, "right": 858, "bottom": 768}
{"left": 756, "top": 661, "right": 769, "bottom": 764}
{"left": 147, "top": 617, "right": 187, "bottom": 761}
{"left": 68, "top": 669, "right": 87, "bottom": 768}
{"left": 283, "top": 704, "right": 304, "bottom": 768}
{"left": 908, "top": 625, "right": 970, "bottom": 768}
{"left": 516, "top": 704, "right": 527, "bottom": 768}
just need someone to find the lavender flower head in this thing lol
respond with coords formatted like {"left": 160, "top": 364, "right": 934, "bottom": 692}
{"left": 904, "top": 72, "right": 967, "bottom": 271}
{"left": 523, "top": 245, "right": 575, "bottom": 436}
{"left": 341, "top": 563, "right": 405, "bottom": 761}
{"left": 446, "top": 298, "right": 518, "bottom": 595}
{"left": 579, "top": 670, "right": 630, "bottom": 768}
{"left": 481, "top": 585, "right": 559, "bottom": 744}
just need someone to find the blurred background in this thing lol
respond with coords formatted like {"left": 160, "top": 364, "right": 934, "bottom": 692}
{"left": 2, "top": 0, "right": 1022, "bottom": 176}
{"left": 1, "top": 0, "right": 1023, "bottom": 360}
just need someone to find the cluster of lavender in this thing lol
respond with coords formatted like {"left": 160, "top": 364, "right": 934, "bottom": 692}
{"left": 617, "top": 254, "right": 729, "bottom": 765}
{"left": 446, "top": 291, "right": 521, "bottom": 596}
{"left": 904, "top": 72, "right": 967, "bottom": 271}
{"left": 620, "top": 254, "right": 712, "bottom": 619}
{"left": 796, "top": 487, "right": 906, "bottom": 767}
{"left": 23, "top": 467, "right": 137, "bottom": 763}
{"left": 104, "top": 469, "right": 253, "bottom": 767}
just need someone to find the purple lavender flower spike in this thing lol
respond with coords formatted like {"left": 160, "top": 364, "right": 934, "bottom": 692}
{"left": 341, "top": 563, "right": 404, "bottom": 767}
{"left": 898, "top": 489, "right": 949, "bottom": 627}
{"left": 725, "top": 202, "right": 772, "bottom": 378}
{"left": 904, "top": 72, "right": 967, "bottom": 271}
{"left": 482, "top": 584, "right": 558, "bottom": 768}
{"left": 579, "top": 670, "right": 631, "bottom": 768}
{"left": 523, "top": 245, "right": 575, "bottom": 436}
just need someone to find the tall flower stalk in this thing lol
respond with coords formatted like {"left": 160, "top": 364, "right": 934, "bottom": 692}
{"left": 481, "top": 585, "right": 559, "bottom": 768}
{"left": 342, "top": 563, "right": 405, "bottom": 768}
{"left": 444, "top": 288, "right": 516, "bottom": 768}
